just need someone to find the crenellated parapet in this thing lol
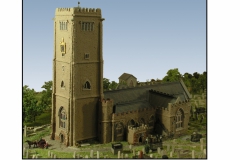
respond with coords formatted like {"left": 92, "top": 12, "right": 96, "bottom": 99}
{"left": 128, "top": 124, "right": 149, "bottom": 132}
{"left": 55, "top": 7, "right": 101, "bottom": 16}
{"left": 159, "top": 100, "right": 191, "bottom": 116}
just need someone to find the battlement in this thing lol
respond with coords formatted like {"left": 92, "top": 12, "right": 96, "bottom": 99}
{"left": 128, "top": 124, "right": 148, "bottom": 132}
{"left": 160, "top": 101, "right": 190, "bottom": 112}
{"left": 55, "top": 7, "right": 102, "bottom": 16}
{"left": 101, "top": 98, "right": 113, "bottom": 104}
{"left": 73, "top": 7, "right": 101, "bottom": 14}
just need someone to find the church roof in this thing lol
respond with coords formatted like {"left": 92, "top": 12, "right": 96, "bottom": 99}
{"left": 118, "top": 73, "right": 137, "bottom": 80}
{"left": 104, "top": 80, "right": 191, "bottom": 113}
{"left": 104, "top": 80, "right": 190, "bottom": 103}
{"left": 114, "top": 100, "right": 152, "bottom": 113}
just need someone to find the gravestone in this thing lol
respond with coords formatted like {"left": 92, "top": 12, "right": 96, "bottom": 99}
{"left": 192, "top": 150, "right": 195, "bottom": 158}
{"left": 129, "top": 144, "right": 132, "bottom": 150}
{"left": 73, "top": 151, "right": 76, "bottom": 158}
{"left": 125, "top": 154, "right": 128, "bottom": 158}
{"left": 32, "top": 155, "right": 35, "bottom": 159}
{"left": 142, "top": 147, "right": 145, "bottom": 154}
{"left": 48, "top": 151, "right": 51, "bottom": 157}
{"left": 35, "top": 154, "right": 38, "bottom": 159}
{"left": 54, "top": 154, "right": 56, "bottom": 159}
{"left": 24, "top": 125, "right": 27, "bottom": 137}
{"left": 97, "top": 151, "right": 100, "bottom": 159}
{"left": 150, "top": 154, "right": 153, "bottom": 158}
{"left": 90, "top": 150, "right": 93, "bottom": 158}
{"left": 137, "top": 151, "right": 140, "bottom": 156}
{"left": 51, "top": 153, "right": 54, "bottom": 158}
{"left": 170, "top": 151, "right": 173, "bottom": 158}
{"left": 157, "top": 147, "right": 161, "bottom": 155}
{"left": 26, "top": 149, "right": 29, "bottom": 158}
{"left": 149, "top": 149, "right": 152, "bottom": 153}
{"left": 118, "top": 151, "right": 121, "bottom": 159}
{"left": 201, "top": 144, "right": 203, "bottom": 151}
{"left": 85, "top": 155, "right": 89, "bottom": 159}
{"left": 23, "top": 147, "right": 26, "bottom": 157}
{"left": 167, "top": 144, "right": 170, "bottom": 151}
{"left": 161, "top": 150, "right": 164, "bottom": 156}
{"left": 132, "top": 149, "right": 135, "bottom": 156}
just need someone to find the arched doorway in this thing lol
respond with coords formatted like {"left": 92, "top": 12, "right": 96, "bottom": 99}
{"left": 60, "top": 134, "right": 64, "bottom": 143}
{"left": 139, "top": 136, "right": 142, "bottom": 143}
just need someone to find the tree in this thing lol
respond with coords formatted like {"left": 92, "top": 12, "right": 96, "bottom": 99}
{"left": 23, "top": 85, "right": 43, "bottom": 122}
{"left": 109, "top": 81, "right": 118, "bottom": 90}
{"left": 162, "top": 68, "right": 182, "bottom": 82}
{"left": 39, "top": 81, "right": 52, "bottom": 110}
{"left": 103, "top": 78, "right": 110, "bottom": 91}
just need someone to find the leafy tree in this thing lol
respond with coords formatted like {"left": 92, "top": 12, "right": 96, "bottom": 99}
{"left": 23, "top": 85, "right": 43, "bottom": 122}
{"left": 162, "top": 68, "right": 182, "bottom": 82}
{"left": 103, "top": 78, "right": 110, "bottom": 91}
{"left": 39, "top": 81, "right": 52, "bottom": 110}
{"left": 193, "top": 72, "right": 200, "bottom": 79}
{"left": 109, "top": 81, "right": 118, "bottom": 90}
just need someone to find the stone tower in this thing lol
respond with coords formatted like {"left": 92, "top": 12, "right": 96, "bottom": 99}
{"left": 51, "top": 5, "right": 104, "bottom": 146}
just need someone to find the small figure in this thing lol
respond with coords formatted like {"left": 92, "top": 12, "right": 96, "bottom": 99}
{"left": 159, "top": 135, "right": 163, "bottom": 149}
{"left": 156, "top": 134, "right": 159, "bottom": 142}
{"left": 145, "top": 137, "right": 149, "bottom": 144}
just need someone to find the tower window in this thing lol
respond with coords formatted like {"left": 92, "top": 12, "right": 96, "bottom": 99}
{"left": 61, "top": 81, "right": 65, "bottom": 88}
{"left": 84, "top": 53, "right": 90, "bottom": 59}
{"left": 60, "top": 38, "right": 66, "bottom": 56}
{"left": 59, "top": 107, "right": 67, "bottom": 129}
{"left": 176, "top": 109, "right": 184, "bottom": 129}
{"left": 60, "top": 21, "right": 68, "bottom": 30}
{"left": 81, "top": 22, "right": 94, "bottom": 31}
{"left": 84, "top": 81, "right": 91, "bottom": 89}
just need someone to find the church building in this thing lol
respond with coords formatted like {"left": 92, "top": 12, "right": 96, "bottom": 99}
{"left": 51, "top": 4, "right": 191, "bottom": 146}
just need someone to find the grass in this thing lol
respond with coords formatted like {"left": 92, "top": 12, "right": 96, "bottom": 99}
{"left": 23, "top": 127, "right": 51, "bottom": 142}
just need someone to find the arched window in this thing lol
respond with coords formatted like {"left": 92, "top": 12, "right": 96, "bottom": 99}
{"left": 129, "top": 80, "right": 133, "bottom": 87}
{"left": 84, "top": 81, "right": 91, "bottom": 89}
{"left": 176, "top": 109, "right": 184, "bottom": 129}
{"left": 58, "top": 107, "right": 67, "bottom": 129}
{"left": 128, "top": 119, "right": 135, "bottom": 127}
{"left": 61, "top": 81, "right": 64, "bottom": 88}
{"left": 139, "top": 118, "right": 145, "bottom": 126}
{"left": 115, "top": 123, "right": 124, "bottom": 137}
{"left": 60, "top": 22, "right": 62, "bottom": 30}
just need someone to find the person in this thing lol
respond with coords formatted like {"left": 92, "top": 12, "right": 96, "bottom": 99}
{"left": 145, "top": 137, "right": 149, "bottom": 144}
{"left": 159, "top": 136, "right": 163, "bottom": 149}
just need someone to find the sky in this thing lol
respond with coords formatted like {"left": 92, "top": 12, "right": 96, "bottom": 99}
{"left": 23, "top": 0, "right": 206, "bottom": 92}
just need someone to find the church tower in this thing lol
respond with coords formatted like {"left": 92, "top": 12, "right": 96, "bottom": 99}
{"left": 51, "top": 4, "right": 104, "bottom": 146}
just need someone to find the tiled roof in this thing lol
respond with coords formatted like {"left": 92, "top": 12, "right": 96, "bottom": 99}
{"left": 118, "top": 73, "right": 137, "bottom": 80}
{"left": 104, "top": 80, "right": 191, "bottom": 113}
{"left": 114, "top": 100, "right": 153, "bottom": 113}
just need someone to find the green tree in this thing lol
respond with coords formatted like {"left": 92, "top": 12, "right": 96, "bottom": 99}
{"left": 103, "top": 78, "right": 110, "bottom": 91}
{"left": 162, "top": 68, "right": 182, "bottom": 82}
{"left": 23, "top": 85, "right": 43, "bottom": 122}
{"left": 109, "top": 81, "right": 118, "bottom": 90}
{"left": 39, "top": 81, "right": 52, "bottom": 110}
